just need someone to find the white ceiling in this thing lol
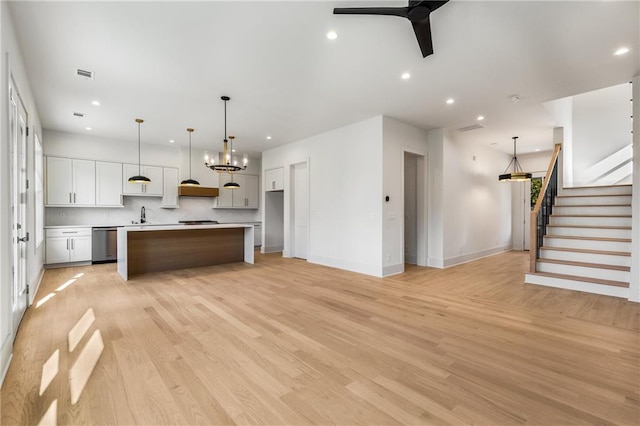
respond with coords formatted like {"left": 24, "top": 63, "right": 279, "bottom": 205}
{"left": 7, "top": 1, "right": 639, "bottom": 155}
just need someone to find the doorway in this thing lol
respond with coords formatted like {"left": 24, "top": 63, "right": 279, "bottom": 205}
{"left": 290, "top": 162, "right": 308, "bottom": 259}
{"left": 264, "top": 191, "right": 284, "bottom": 253}
{"left": 9, "top": 78, "right": 29, "bottom": 336}
{"left": 403, "top": 152, "right": 427, "bottom": 266}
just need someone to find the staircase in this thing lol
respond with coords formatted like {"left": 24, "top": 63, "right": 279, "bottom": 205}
{"left": 525, "top": 184, "right": 632, "bottom": 298}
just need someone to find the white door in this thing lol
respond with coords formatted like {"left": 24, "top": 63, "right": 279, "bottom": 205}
{"left": 292, "top": 162, "right": 308, "bottom": 259}
{"left": 9, "top": 80, "right": 29, "bottom": 335}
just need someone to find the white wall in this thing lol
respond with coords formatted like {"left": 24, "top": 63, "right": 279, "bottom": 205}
{"left": 262, "top": 116, "right": 384, "bottom": 276}
{"left": 1, "top": 3, "right": 46, "bottom": 383}
{"left": 442, "top": 131, "right": 512, "bottom": 267}
{"left": 572, "top": 83, "right": 633, "bottom": 186}
{"left": 382, "top": 117, "right": 434, "bottom": 272}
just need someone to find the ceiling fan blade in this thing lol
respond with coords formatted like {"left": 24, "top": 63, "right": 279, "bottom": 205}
{"left": 409, "top": 1, "right": 448, "bottom": 12}
{"left": 333, "top": 7, "right": 409, "bottom": 18}
{"left": 412, "top": 19, "right": 434, "bottom": 58}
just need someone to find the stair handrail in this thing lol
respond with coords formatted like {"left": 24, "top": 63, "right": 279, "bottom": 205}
{"left": 530, "top": 143, "right": 562, "bottom": 272}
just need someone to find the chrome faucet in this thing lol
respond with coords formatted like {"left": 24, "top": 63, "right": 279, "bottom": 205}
{"left": 140, "top": 206, "right": 146, "bottom": 224}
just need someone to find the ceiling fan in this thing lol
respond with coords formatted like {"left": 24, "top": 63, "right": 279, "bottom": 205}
{"left": 333, "top": 1, "right": 449, "bottom": 58}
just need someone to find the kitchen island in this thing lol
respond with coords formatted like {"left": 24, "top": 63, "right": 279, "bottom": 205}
{"left": 117, "top": 224, "right": 254, "bottom": 280}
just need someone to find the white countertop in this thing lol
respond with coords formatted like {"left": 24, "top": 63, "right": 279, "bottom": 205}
{"left": 119, "top": 223, "right": 253, "bottom": 232}
{"left": 45, "top": 222, "right": 261, "bottom": 229}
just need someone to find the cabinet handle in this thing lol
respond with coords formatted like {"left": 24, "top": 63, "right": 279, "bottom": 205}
{"left": 272, "top": 181, "right": 275, "bottom": 190}
{"left": 69, "top": 193, "right": 72, "bottom": 203}
{"left": 74, "top": 193, "right": 76, "bottom": 203}
{"left": 67, "top": 239, "right": 69, "bottom": 250}
{"left": 71, "top": 239, "right": 74, "bottom": 250}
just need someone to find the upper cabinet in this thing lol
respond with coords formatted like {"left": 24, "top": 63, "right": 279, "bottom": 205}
{"left": 161, "top": 167, "right": 179, "bottom": 208}
{"left": 95, "top": 161, "right": 123, "bottom": 207}
{"left": 215, "top": 174, "right": 259, "bottom": 209}
{"left": 46, "top": 157, "right": 95, "bottom": 206}
{"left": 122, "top": 164, "right": 163, "bottom": 196}
{"left": 265, "top": 167, "right": 284, "bottom": 191}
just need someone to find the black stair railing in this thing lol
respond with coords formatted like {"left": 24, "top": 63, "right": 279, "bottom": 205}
{"left": 530, "top": 144, "right": 562, "bottom": 272}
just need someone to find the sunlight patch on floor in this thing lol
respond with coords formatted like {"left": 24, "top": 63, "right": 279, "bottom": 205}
{"left": 68, "top": 308, "right": 95, "bottom": 352}
{"left": 69, "top": 329, "right": 104, "bottom": 405}
{"left": 39, "top": 349, "right": 59, "bottom": 396}
{"left": 36, "top": 399, "right": 57, "bottom": 426}
{"left": 36, "top": 293, "right": 56, "bottom": 308}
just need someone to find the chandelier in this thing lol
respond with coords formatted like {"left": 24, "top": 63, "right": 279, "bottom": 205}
{"left": 204, "top": 96, "right": 248, "bottom": 188}
{"left": 499, "top": 136, "right": 532, "bottom": 182}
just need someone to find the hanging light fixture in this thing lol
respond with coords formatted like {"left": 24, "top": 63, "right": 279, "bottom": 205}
{"left": 180, "top": 128, "right": 200, "bottom": 186}
{"left": 128, "top": 118, "right": 151, "bottom": 184}
{"left": 204, "top": 96, "right": 248, "bottom": 189}
{"left": 499, "top": 136, "right": 532, "bottom": 182}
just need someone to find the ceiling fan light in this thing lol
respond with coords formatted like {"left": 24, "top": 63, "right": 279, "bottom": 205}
{"left": 499, "top": 172, "right": 532, "bottom": 182}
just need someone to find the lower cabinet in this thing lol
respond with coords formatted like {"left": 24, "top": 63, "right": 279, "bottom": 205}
{"left": 45, "top": 227, "right": 92, "bottom": 265}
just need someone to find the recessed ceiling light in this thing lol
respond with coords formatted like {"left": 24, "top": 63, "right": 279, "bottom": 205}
{"left": 446, "top": 98, "right": 455, "bottom": 104}
{"left": 169, "top": 139, "right": 175, "bottom": 143}
{"left": 535, "top": 148, "right": 541, "bottom": 152}
{"left": 266, "top": 136, "right": 272, "bottom": 140}
{"left": 509, "top": 95, "right": 521, "bottom": 103}
{"left": 232, "top": 149, "right": 236, "bottom": 153}
{"left": 614, "top": 47, "right": 630, "bottom": 56}
{"left": 401, "top": 72, "right": 410, "bottom": 80}
{"left": 326, "top": 31, "right": 338, "bottom": 40}
{"left": 91, "top": 100, "right": 100, "bottom": 106}
{"left": 477, "top": 115, "right": 485, "bottom": 121}
{"left": 85, "top": 127, "right": 92, "bottom": 131}
{"left": 490, "top": 142, "right": 497, "bottom": 145}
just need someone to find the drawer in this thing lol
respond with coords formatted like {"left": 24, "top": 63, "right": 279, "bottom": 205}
{"left": 45, "top": 227, "right": 92, "bottom": 237}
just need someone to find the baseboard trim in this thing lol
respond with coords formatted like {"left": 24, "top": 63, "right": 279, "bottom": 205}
{"left": 427, "top": 257, "right": 444, "bottom": 268}
{"left": 262, "top": 245, "right": 284, "bottom": 254}
{"left": 29, "top": 267, "right": 45, "bottom": 306}
{"left": 404, "top": 254, "right": 417, "bottom": 265}
{"left": 382, "top": 263, "right": 404, "bottom": 277}
{"left": 307, "top": 255, "right": 382, "bottom": 277}
{"left": 443, "top": 245, "right": 512, "bottom": 268}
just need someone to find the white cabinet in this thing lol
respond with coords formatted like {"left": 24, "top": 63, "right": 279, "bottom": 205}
{"left": 96, "top": 161, "right": 123, "bottom": 206}
{"left": 253, "top": 223, "right": 262, "bottom": 247}
{"left": 123, "top": 164, "right": 163, "bottom": 196}
{"left": 216, "top": 174, "right": 259, "bottom": 209}
{"left": 265, "top": 168, "right": 284, "bottom": 191}
{"left": 45, "top": 227, "right": 92, "bottom": 265}
{"left": 46, "top": 157, "right": 96, "bottom": 206}
{"left": 161, "top": 167, "right": 179, "bottom": 208}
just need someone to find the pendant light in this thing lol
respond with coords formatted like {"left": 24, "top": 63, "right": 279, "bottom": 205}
{"left": 499, "top": 136, "right": 532, "bottom": 182}
{"left": 180, "top": 128, "right": 200, "bottom": 186}
{"left": 204, "top": 96, "right": 248, "bottom": 189}
{"left": 128, "top": 118, "right": 151, "bottom": 184}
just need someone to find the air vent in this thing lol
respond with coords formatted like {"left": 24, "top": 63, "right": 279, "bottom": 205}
{"left": 456, "top": 123, "right": 485, "bottom": 132}
{"left": 73, "top": 112, "right": 85, "bottom": 118}
{"left": 76, "top": 68, "right": 94, "bottom": 79}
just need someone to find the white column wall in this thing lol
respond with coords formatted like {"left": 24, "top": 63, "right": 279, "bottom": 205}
{"left": 262, "top": 116, "right": 384, "bottom": 276}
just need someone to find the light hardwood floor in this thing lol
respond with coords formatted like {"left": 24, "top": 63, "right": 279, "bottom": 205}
{"left": 2, "top": 251, "right": 639, "bottom": 425}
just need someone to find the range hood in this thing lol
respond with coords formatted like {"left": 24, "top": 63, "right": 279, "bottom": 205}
{"left": 178, "top": 186, "right": 219, "bottom": 197}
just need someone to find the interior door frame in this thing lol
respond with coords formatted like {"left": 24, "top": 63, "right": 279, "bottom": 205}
{"left": 289, "top": 160, "right": 309, "bottom": 260}
{"left": 402, "top": 149, "right": 428, "bottom": 267}
{"left": 9, "top": 75, "right": 29, "bottom": 337}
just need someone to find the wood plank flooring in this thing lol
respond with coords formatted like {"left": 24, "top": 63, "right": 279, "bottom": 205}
{"left": 2, "top": 251, "right": 639, "bottom": 425}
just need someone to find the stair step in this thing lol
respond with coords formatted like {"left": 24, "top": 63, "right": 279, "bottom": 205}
{"left": 554, "top": 194, "right": 632, "bottom": 207}
{"left": 525, "top": 272, "right": 630, "bottom": 299}
{"left": 543, "top": 235, "right": 631, "bottom": 252}
{"left": 539, "top": 246, "right": 631, "bottom": 267}
{"left": 561, "top": 184, "right": 632, "bottom": 197}
{"left": 546, "top": 225, "right": 631, "bottom": 239}
{"left": 537, "top": 258, "right": 630, "bottom": 271}
{"left": 537, "top": 258, "right": 630, "bottom": 282}
{"left": 549, "top": 215, "right": 632, "bottom": 227}
{"left": 553, "top": 205, "right": 631, "bottom": 215}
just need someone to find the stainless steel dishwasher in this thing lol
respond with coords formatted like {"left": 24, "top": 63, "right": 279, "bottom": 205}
{"left": 92, "top": 227, "right": 118, "bottom": 263}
